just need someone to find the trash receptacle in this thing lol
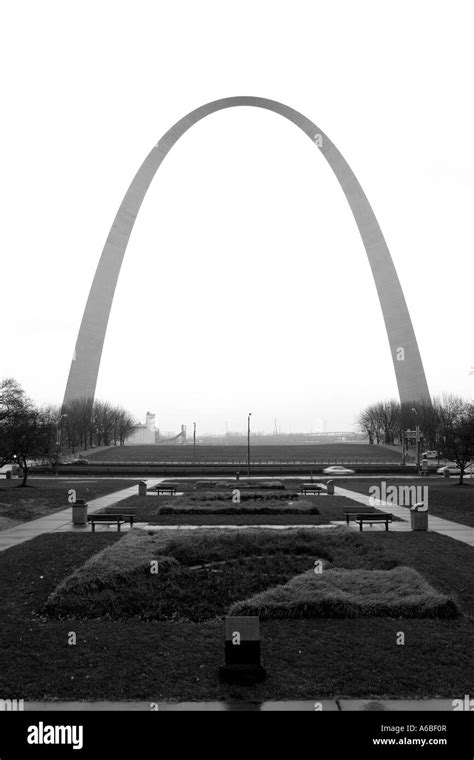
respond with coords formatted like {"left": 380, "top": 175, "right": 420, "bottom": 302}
{"left": 443, "top": 468, "right": 450, "bottom": 479}
{"left": 5, "top": 470, "right": 11, "bottom": 480}
{"left": 326, "top": 480, "right": 335, "bottom": 495}
{"left": 138, "top": 481, "right": 147, "bottom": 496}
{"left": 72, "top": 499, "right": 88, "bottom": 525}
{"left": 410, "top": 502, "right": 428, "bottom": 531}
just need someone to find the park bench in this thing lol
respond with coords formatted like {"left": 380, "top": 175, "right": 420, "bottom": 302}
{"left": 344, "top": 512, "right": 392, "bottom": 531}
{"left": 88, "top": 513, "right": 135, "bottom": 532}
{"left": 154, "top": 486, "right": 177, "bottom": 495}
{"left": 300, "top": 484, "right": 324, "bottom": 495}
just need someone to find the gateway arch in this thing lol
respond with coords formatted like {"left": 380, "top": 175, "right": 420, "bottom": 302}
{"left": 63, "top": 96, "right": 431, "bottom": 406}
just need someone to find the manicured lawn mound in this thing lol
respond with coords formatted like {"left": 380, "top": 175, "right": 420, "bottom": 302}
{"left": 187, "top": 492, "right": 298, "bottom": 501}
{"left": 362, "top": 531, "right": 474, "bottom": 615}
{"left": 191, "top": 479, "right": 288, "bottom": 491}
{"left": 229, "top": 567, "right": 460, "bottom": 619}
{"left": 41, "top": 528, "right": 401, "bottom": 621}
{"left": 45, "top": 530, "right": 179, "bottom": 594}
{"left": 156, "top": 527, "right": 398, "bottom": 569}
{"left": 141, "top": 513, "right": 330, "bottom": 525}
{"left": 155, "top": 498, "right": 320, "bottom": 514}
{"left": 0, "top": 478, "right": 139, "bottom": 530}
{"left": 43, "top": 553, "right": 319, "bottom": 621}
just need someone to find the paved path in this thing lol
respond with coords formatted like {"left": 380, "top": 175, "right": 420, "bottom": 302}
{"left": 0, "top": 478, "right": 165, "bottom": 553}
{"left": 331, "top": 484, "right": 474, "bottom": 547}
{"left": 17, "top": 698, "right": 457, "bottom": 711}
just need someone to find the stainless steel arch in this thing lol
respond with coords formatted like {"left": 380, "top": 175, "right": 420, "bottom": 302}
{"left": 63, "top": 96, "right": 431, "bottom": 406}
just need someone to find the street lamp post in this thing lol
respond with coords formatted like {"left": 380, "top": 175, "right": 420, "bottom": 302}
{"left": 411, "top": 407, "right": 420, "bottom": 471}
{"left": 55, "top": 413, "right": 67, "bottom": 476}
{"left": 193, "top": 422, "right": 196, "bottom": 464}
{"left": 247, "top": 413, "right": 252, "bottom": 477}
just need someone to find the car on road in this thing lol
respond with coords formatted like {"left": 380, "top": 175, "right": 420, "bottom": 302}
{"left": 323, "top": 465, "right": 355, "bottom": 475}
{"left": 437, "top": 463, "right": 473, "bottom": 475}
{"left": 68, "top": 458, "right": 89, "bottom": 465}
{"left": 422, "top": 450, "right": 439, "bottom": 459}
{"left": 0, "top": 464, "right": 20, "bottom": 476}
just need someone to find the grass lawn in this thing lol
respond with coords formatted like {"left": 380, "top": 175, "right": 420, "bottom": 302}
{"left": 0, "top": 479, "right": 139, "bottom": 530}
{"left": 335, "top": 478, "right": 474, "bottom": 527}
{"left": 85, "top": 442, "right": 404, "bottom": 464}
{"left": 0, "top": 529, "right": 472, "bottom": 700}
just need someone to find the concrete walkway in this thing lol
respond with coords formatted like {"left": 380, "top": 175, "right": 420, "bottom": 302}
{"left": 332, "top": 484, "right": 474, "bottom": 547}
{"left": 16, "top": 698, "right": 458, "bottom": 711}
{"left": 0, "top": 478, "right": 165, "bottom": 553}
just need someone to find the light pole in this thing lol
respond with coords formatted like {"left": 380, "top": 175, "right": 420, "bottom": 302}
{"left": 55, "top": 413, "right": 67, "bottom": 476}
{"left": 193, "top": 422, "right": 196, "bottom": 463}
{"left": 247, "top": 413, "right": 252, "bottom": 477}
{"left": 411, "top": 407, "right": 420, "bottom": 471}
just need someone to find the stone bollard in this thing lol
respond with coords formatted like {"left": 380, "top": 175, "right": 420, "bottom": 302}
{"left": 326, "top": 480, "right": 335, "bottom": 495}
{"left": 138, "top": 481, "right": 147, "bottom": 496}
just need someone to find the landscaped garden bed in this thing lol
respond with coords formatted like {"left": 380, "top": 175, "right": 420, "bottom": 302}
{"left": 0, "top": 528, "right": 472, "bottom": 700}
{"left": 113, "top": 490, "right": 369, "bottom": 526}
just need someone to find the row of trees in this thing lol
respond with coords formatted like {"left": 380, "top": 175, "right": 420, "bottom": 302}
{"left": 357, "top": 394, "right": 474, "bottom": 483}
{"left": 0, "top": 378, "right": 136, "bottom": 485}
{"left": 358, "top": 400, "right": 437, "bottom": 447}
{"left": 60, "top": 398, "right": 135, "bottom": 451}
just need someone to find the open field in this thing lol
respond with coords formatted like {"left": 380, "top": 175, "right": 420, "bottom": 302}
{"left": 0, "top": 479, "right": 140, "bottom": 530}
{"left": 335, "top": 478, "right": 474, "bottom": 527}
{"left": 85, "top": 443, "right": 405, "bottom": 464}
{"left": 0, "top": 528, "right": 472, "bottom": 700}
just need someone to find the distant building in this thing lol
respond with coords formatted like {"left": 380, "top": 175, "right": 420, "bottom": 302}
{"left": 126, "top": 412, "right": 157, "bottom": 445}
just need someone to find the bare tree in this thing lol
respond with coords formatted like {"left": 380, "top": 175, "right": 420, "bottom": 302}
{"left": 0, "top": 379, "right": 56, "bottom": 485}
{"left": 434, "top": 395, "right": 474, "bottom": 484}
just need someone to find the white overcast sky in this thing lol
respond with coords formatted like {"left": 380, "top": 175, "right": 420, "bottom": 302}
{"left": 1, "top": 0, "right": 473, "bottom": 434}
